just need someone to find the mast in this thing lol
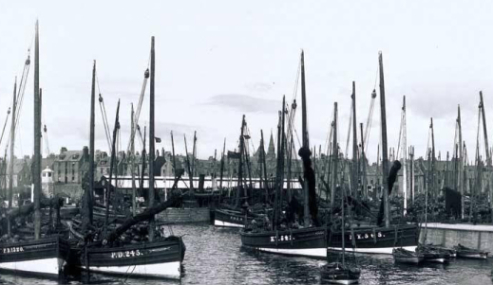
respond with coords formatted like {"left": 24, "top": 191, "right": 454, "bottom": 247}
{"left": 131, "top": 104, "right": 136, "bottom": 216}
{"left": 330, "top": 102, "right": 338, "bottom": 213}
{"left": 378, "top": 52, "right": 390, "bottom": 228}
{"left": 409, "top": 146, "right": 415, "bottom": 205}
{"left": 171, "top": 131, "right": 176, "bottom": 175}
{"left": 351, "top": 81, "right": 358, "bottom": 198}
{"left": 104, "top": 101, "right": 120, "bottom": 231}
{"left": 260, "top": 131, "right": 269, "bottom": 203}
{"left": 458, "top": 105, "right": 464, "bottom": 219}
{"left": 148, "top": 36, "right": 156, "bottom": 241}
{"left": 33, "top": 20, "right": 41, "bottom": 240}
{"left": 277, "top": 96, "right": 286, "bottom": 225}
{"left": 219, "top": 138, "right": 226, "bottom": 190}
{"left": 87, "top": 60, "right": 96, "bottom": 225}
{"left": 7, "top": 78, "right": 17, "bottom": 236}
{"left": 360, "top": 122, "right": 368, "bottom": 200}
{"left": 480, "top": 92, "right": 491, "bottom": 166}
{"left": 184, "top": 135, "right": 193, "bottom": 190}
{"left": 431, "top": 118, "right": 436, "bottom": 199}
{"left": 192, "top": 131, "right": 197, "bottom": 178}
{"left": 401, "top": 96, "right": 408, "bottom": 215}
{"left": 235, "top": 115, "right": 246, "bottom": 208}
{"left": 300, "top": 51, "right": 311, "bottom": 226}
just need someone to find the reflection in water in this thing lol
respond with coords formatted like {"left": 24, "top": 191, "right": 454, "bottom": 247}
{"left": 1, "top": 224, "right": 492, "bottom": 284}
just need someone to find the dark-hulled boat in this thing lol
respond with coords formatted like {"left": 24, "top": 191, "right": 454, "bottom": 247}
{"left": 0, "top": 21, "right": 71, "bottom": 279}
{"left": 320, "top": 262, "right": 361, "bottom": 285}
{"left": 0, "top": 235, "right": 71, "bottom": 278}
{"left": 454, "top": 244, "right": 489, "bottom": 259}
{"left": 212, "top": 208, "right": 252, "bottom": 228}
{"left": 241, "top": 51, "right": 419, "bottom": 258}
{"left": 70, "top": 37, "right": 186, "bottom": 280}
{"left": 417, "top": 244, "right": 451, "bottom": 263}
{"left": 81, "top": 236, "right": 185, "bottom": 279}
{"left": 393, "top": 248, "right": 424, "bottom": 265}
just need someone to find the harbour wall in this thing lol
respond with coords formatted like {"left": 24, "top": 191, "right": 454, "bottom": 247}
{"left": 421, "top": 223, "right": 493, "bottom": 252}
{"left": 156, "top": 207, "right": 211, "bottom": 224}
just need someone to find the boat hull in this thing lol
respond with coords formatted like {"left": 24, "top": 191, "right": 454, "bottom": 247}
{"left": 0, "top": 235, "right": 70, "bottom": 279}
{"left": 241, "top": 224, "right": 419, "bottom": 258}
{"left": 327, "top": 224, "right": 419, "bottom": 255}
{"left": 241, "top": 227, "right": 327, "bottom": 257}
{"left": 212, "top": 209, "right": 251, "bottom": 228}
{"left": 80, "top": 236, "right": 185, "bottom": 279}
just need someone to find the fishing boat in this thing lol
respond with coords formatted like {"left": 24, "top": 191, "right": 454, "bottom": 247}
{"left": 241, "top": 51, "right": 419, "bottom": 258}
{"left": 212, "top": 115, "right": 265, "bottom": 228}
{"left": 425, "top": 244, "right": 457, "bottom": 258}
{"left": 454, "top": 244, "right": 489, "bottom": 259}
{"left": 0, "top": 21, "right": 71, "bottom": 279}
{"left": 212, "top": 208, "right": 252, "bottom": 228}
{"left": 392, "top": 248, "right": 424, "bottom": 265}
{"left": 71, "top": 37, "right": 186, "bottom": 280}
{"left": 320, "top": 262, "right": 361, "bottom": 285}
{"left": 416, "top": 244, "right": 451, "bottom": 263}
{"left": 241, "top": 52, "right": 328, "bottom": 256}
{"left": 320, "top": 151, "right": 360, "bottom": 285}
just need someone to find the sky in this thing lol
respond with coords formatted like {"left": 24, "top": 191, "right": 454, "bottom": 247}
{"left": 0, "top": 0, "right": 492, "bottom": 164}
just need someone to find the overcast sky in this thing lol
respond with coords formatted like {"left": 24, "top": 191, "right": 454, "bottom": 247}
{"left": 1, "top": 1, "right": 493, "bottom": 164}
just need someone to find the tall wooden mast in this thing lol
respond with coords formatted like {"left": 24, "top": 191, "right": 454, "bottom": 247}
{"left": 401, "top": 96, "right": 408, "bottom": 215}
{"left": 235, "top": 115, "right": 246, "bottom": 208}
{"left": 148, "top": 36, "right": 156, "bottom": 241}
{"left": 431, "top": 117, "right": 436, "bottom": 198}
{"left": 330, "top": 102, "right": 338, "bottom": 212}
{"left": 104, "top": 101, "right": 120, "bottom": 231}
{"left": 409, "top": 145, "right": 415, "bottom": 205}
{"left": 359, "top": 122, "right": 367, "bottom": 199}
{"left": 378, "top": 51, "right": 390, "bottom": 228}
{"left": 131, "top": 104, "right": 136, "bottom": 215}
{"left": 351, "top": 81, "right": 358, "bottom": 198}
{"left": 192, "top": 131, "right": 197, "bottom": 178}
{"left": 171, "top": 131, "right": 176, "bottom": 175}
{"left": 7, "top": 78, "right": 17, "bottom": 236}
{"left": 219, "top": 138, "right": 226, "bottom": 190}
{"left": 87, "top": 60, "right": 96, "bottom": 225}
{"left": 480, "top": 92, "right": 491, "bottom": 166}
{"left": 458, "top": 105, "right": 464, "bottom": 218}
{"left": 300, "top": 50, "right": 311, "bottom": 226}
{"left": 33, "top": 20, "right": 42, "bottom": 240}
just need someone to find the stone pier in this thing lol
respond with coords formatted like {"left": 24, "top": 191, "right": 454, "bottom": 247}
{"left": 421, "top": 223, "right": 493, "bottom": 252}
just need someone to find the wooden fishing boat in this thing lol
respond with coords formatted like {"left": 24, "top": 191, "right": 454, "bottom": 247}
{"left": 392, "top": 248, "right": 424, "bottom": 265}
{"left": 327, "top": 224, "right": 419, "bottom": 255}
{"left": 416, "top": 244, "right": 451, "bottom": 263}
{"left": 321, "top": 135, "right": 360, "bottom": 285}
{"left": 0, "top": 235, "right": 71, "bottom": 278}
{"left": 212, "top": 208, "right": 252, "bottom": 228}
{"left": 69, "top": 37, "right": 187, "bottom": 280}
{"left": 81, "top": 236, "right": 185, "bottom": 279}
{"left": 320, "top": 262, "right": 361, "bottom": 285}
{"left": 425, "top": 244, "right": 457, "bottom": 258}
{"left": 0, "top": 21, "right": 71, "bottom": 279}
{"left": 453, "top": 244, "right": 489, "bottom": 259}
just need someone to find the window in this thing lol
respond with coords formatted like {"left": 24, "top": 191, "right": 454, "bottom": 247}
{"left": 48, "top": 173, "right": 52, "bottom": 177}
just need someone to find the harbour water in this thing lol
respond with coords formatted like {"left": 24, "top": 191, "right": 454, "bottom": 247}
{"left": 1, "top": 224, "right": 492, "bottom": 285}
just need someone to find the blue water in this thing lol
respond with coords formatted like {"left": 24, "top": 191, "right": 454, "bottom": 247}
{"left": 1, "top": 224, "right": 492, "bottom": 284}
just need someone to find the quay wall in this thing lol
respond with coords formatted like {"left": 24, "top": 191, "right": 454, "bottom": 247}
{"left": 421, "top": 223, "right": 493, "bottom": 252}
{"left": 156, "top": 207, "right": 210, "bottom": 224}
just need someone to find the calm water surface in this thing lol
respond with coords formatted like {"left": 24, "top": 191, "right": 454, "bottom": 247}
{"left": 1, "top": 224, "right": 492, "bottom": 285}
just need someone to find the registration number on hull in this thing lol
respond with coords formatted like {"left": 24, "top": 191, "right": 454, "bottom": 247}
{"left": 2, "top": 247, "right": 24, "bottom": 254}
